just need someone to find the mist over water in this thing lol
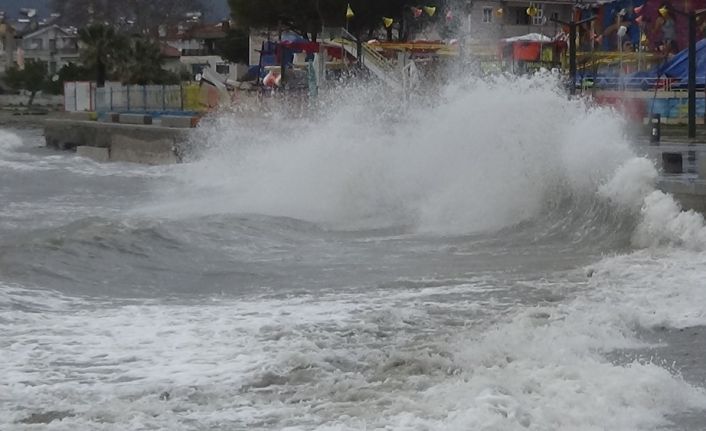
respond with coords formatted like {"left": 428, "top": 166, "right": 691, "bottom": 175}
{"left": 3, "top": 74, "right": 706, "bottom": 429}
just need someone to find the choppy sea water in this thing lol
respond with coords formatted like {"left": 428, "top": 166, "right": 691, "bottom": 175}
{"left": 3, "top": 77, "right": 706, "bottom": 430}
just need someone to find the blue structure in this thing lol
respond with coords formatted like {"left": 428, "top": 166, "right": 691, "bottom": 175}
{"left": 658, "top": 39, "right": 706, "bottom": 87}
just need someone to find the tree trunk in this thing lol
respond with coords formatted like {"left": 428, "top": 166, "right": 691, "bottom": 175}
{"left": 97, "top": 59, "right": 106, "bottom": 88}
{"left": 28, "top": 90, "right": 36, "bottom": 107}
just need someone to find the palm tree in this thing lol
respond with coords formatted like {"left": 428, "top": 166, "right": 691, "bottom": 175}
{"left": 125, "top": 37, "right": 165, "bottom": 85}
{"left": 78, "top": 24, "right": 128, "bottom": 87}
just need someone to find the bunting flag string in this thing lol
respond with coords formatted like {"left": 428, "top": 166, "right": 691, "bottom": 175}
{"left": 372, "top": 5, "right": 438, "bottom": 29}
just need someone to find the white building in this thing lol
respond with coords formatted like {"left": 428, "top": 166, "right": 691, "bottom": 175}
{"left": 0, "top": 20, "right": 15, "bottom": 73}
{"left": 163, "top": 22, "right": 245, "bottom": 82}
{"left": 465, "top": 0, "right": 574, "bottom": 43}
{"left": 17, "top": 24, "right": 79, "bottom": 74}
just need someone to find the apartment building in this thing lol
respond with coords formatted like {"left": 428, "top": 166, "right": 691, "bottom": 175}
{"left": 17, "top": 23, "right": 79, "bottom": 73}
{"left": 466, "top": 0, "right": 574, "bottom": 42}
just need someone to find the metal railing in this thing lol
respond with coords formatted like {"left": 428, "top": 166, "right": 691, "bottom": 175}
{"left": 64, "top": 81, "right": 205, "bottom": 113}
{"left": 340, "top": 28, "right": 396, "bottom": 73}
{"left": 337, "top": 28, "right": 401, "bottom": 90}
{"left": 578, "top": 76, "right": 678, "bottom": 91}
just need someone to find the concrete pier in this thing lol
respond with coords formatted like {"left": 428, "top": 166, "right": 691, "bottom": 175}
{"left": 45, "top": 118, "right": 192, "bottom": 164}
{"left": 647, "top": 140, "right": 706, "bottom": 213}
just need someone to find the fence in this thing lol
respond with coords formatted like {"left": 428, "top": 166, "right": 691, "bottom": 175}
{"left": 64, "top": 81, "right": 202, "bottom": 113}
{"left": 64, "top": 81, "right": 95, "bottom": 111}
{"left": 95, "top": 85, "right": 182, "bottom": 112}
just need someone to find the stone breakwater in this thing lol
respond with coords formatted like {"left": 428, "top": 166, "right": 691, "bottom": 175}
{"left": 44, "top": 114, "right": 198, "bottom": 165}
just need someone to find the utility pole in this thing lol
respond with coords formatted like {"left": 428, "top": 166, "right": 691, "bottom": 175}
{"left": 551, "top": 15, "right": 596, "bottom": 96}
{"left": 666, "top": 7, "right": 706, "bottom": 139}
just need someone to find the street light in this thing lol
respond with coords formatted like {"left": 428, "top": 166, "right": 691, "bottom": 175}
{"left": 550, "top": 15, "right": 596, "bottom": 96}
{"left": 666, "top": 7, "right": 706, "bottom": 139}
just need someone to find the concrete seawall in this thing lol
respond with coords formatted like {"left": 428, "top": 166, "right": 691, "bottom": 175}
{"left": 647, "top": 140, "right": 706, "bottom": 214}
{"left": 45, "top": 119, "right": 192, "bottom": 164}
{"left": 658, "top": 179, "right": 706, "bottom": 214}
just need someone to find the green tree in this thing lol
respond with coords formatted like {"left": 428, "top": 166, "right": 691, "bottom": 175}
{"left": 345, "top": 0, "right": 406, "bottom": 40}
{"left": 120, "top": 37, "right": 167, "bottom": 85}
{"left": 126, "top": 0, "right": 204, "bottom": 37}
{"left": 4, "top": 60, "right": 48, "bottom": 106}
{"left": 78, "top": 24, "right": 129, "bottom": 87}
{"left": 79, "top": 23, "right": 181, "bottom": 86}
{"left": 52, "top": 0, "right": 204, "bottom": 35}
{"left": 216, "top": 28, "right": 250, "bottom": 64}
{"left": 229, "top": 0, "right": 341, "bottom": 41}
{"left": 229, "top": 0, "right": 449, "bottom": 42}
{"left": 44, "top": 62, "right": 93, "bottom": 94}
{"left": 50, "top": 0, "right": 123, "bottom": 27}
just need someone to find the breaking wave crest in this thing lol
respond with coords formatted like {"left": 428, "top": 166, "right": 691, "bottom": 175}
{"left": 151, "top": 74, "right": 649, "bottom": 242}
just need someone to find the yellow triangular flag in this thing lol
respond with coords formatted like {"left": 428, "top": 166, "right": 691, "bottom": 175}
{"left": 346, "top": 4, "right": 354, "bottom": 19}
{"left": 423, "top": 6, "right": 436, "bottom": 17}
{"left": 382, "top": 17, "right": 394, "bottom": 28}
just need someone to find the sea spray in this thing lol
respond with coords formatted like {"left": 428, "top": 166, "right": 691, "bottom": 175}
{"left": 158, "top": 74, "right": 642, "bottom": 235}
{"left": 0, "top": 130, "right": 23, "bottom": 155}
{"left": 598, "top": 158, "right": 658, "bottom": 210}
{"left": 633, "top": 191, "right": 706, "bottom": 249}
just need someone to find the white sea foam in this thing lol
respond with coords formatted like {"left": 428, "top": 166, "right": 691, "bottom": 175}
{"left": 588, "top": 248, "right": 706, "bottom": 329}
{"left": 588, "top": 154, "right": 706, "bottom": 328}
{"left": 2, "top": 279, "right": 704, "bottom": 430}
